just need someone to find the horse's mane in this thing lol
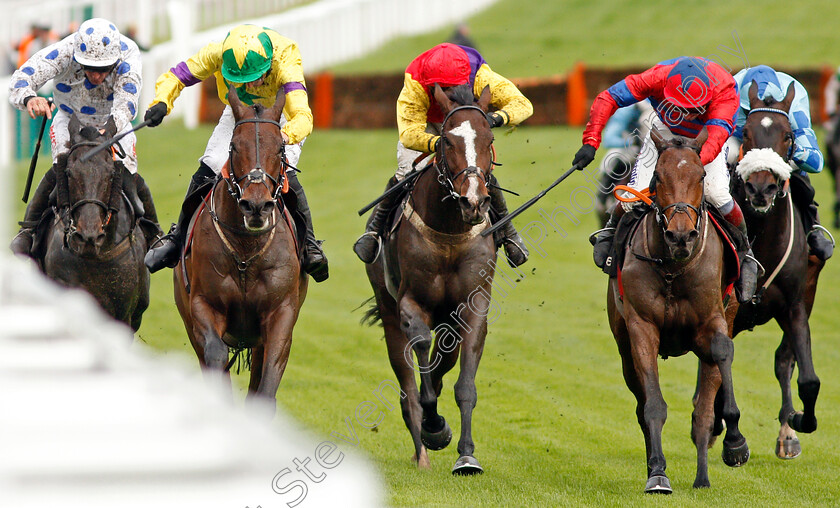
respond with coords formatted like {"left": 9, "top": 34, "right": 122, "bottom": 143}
{"left": 447, "top": 84, "right": 475, "bottom": 106}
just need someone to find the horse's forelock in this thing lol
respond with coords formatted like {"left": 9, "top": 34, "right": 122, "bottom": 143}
{"left": 79, "top": 126, "right": 100, "bottom": 141}
{"left": 447, "top": 85, "right": 475, "bottom": 106}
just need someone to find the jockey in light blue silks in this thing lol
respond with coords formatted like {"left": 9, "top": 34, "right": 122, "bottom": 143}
{"left": 725, "top": 65, "right": 833, "bottom": 260}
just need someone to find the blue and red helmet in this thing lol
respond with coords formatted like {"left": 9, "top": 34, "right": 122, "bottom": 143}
{"left": 664, "top": 57, "right": 713, "bottom": 109}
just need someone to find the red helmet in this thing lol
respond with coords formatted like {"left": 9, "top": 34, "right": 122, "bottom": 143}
{"left": 419, "top": 43, "right": 470, "bottom": 88}
{"left": 663, "top": 58, "right": 713, "bottom": 109}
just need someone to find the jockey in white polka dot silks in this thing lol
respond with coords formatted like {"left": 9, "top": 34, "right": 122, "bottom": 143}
{"left": 8, "top": 18, "right": 159, "bottom": 258}
{"left": 142, "top": 24, "right": 328, "bottom": 282}
{"left": 574, "top": 56, "right": 761, "bottom": 303}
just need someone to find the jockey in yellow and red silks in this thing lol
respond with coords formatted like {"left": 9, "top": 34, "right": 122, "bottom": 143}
{"left": 353, "top": 43, "right": 534, "bottom": 268}
{"left": 142, "top": 24, "right": 327, "bottom": 282}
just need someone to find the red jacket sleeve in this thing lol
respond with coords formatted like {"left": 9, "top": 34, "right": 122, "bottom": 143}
{"left": 698, "top": 72, "right": 739, "bottom": 165}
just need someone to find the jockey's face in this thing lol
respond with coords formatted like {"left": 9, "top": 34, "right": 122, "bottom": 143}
{"left": 82, "top": 64, "right": 115, "bottom": 86}
{"left": 245, "top": 72, "right": 269, "bottom": 89}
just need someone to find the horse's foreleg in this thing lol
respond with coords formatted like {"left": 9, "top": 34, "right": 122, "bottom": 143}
{"left": 248, "top": 303, "right": 297, "bottom": 411}
{"left": 189, "top": 297, "right": 231, "bottom": 389}
{"left": 778, "top": 304, "right": 820, "bottom": 434}
{"left": 451, "top": 318, "right": 487, "bottom": 475}
{"left": 625, "top": 318, "right": 670, "bottom": 493}
{"left": 691, "top": 360, "right": 721, "bottom": 489}
{"left": 381, "top": 308, "right": 428, "bottom": 469}
{"left": 709, "top": 331, "right": 749, "bottom": 468}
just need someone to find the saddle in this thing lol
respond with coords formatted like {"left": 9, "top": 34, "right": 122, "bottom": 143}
{"left": 606, "top": 204, "right": 746, "bottom": 299}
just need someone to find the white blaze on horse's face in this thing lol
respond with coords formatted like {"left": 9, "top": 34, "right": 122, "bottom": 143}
{"left": 449, "top": 120, "right": 480, "bottom": 199}
{"left": 761, "top": 117, "right": 773, "bottom": 129}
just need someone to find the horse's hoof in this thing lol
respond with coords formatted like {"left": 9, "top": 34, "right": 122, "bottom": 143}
{"left": 452, "top": 455, "right": 483, "bottom": 476}
{"left": 722, "top": 440, "right": 750, "bottom": 467}
{"left": 788, "top": 411, "right": 817, "bottom": 434}
{"left": 421, "top": 419, "right": 452, "bottom": 451}
{"left": 775, "top": 435, "right": 802, "bottom": 459}
{"left": 644, "top": 475, "right": 672, "bottom": 494}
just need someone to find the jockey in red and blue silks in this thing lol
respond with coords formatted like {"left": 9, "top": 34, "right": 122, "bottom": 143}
{"left": 725, "top": 65, "right": 833, "bottom": 260}
{"left": 573, "top": 56, "right": 760, "bottom": 303}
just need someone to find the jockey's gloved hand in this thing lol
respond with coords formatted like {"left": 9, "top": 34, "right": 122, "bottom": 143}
{"left": 572, "top": 144, "right": 596, "bottom": 170}
{"left": 144, "top": 102, "right": 167, "bottom": 127}
{"left": 487, "top": 112, "right": 504, "bottom": 128}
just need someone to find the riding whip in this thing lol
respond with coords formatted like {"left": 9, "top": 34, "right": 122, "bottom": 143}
{"left": 481, "top": 164, "right": 580, "bottom": 238}
{"left": 80, "top": 118, "right": 153, "bottom": 162}
{"left": 357, "top": 163, "right": 431, "bottom": 216}
{"left": 22, "top": 97, "right": 54, "bottom": 203}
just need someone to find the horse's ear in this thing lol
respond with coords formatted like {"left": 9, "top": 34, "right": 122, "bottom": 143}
{"left": 227, "top": 83, "right": 248, "bottom": 119}
{"left": 68, "top": 114, "right": 82, "bottom": 143}
{"left": 477, "top": 85, "right": 491, "bottom": 112}
{"left": 781, "top": 82, "right": 796, "bottom": 112}
{"left": 650, "top": 126, "right": 669, "bottom": 153}
{"left": 433, "top": 83, "right": 454, "bottom": 113}
{"left": 748, "top": 80, "right": 763, "bottom": 110}
{"left": 690, "top": 127, "right": 709, "bottom": 154}
{"left": 269, "top": 87, "right": 286, "bottom": 121}
{"left": 105, "top": 116, "right": 117, "bottom": 137}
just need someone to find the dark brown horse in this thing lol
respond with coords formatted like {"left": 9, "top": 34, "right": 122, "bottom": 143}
{"left": 365, "top": 84, "right": 496, "bottom": 474}
{"left": 41, "top": 115, "right": 149, "bottom": 331}
{"left": 174, "top": 88, "right": 306, "bottom": 406}
{"left": 607, "top": 128, "right": 749, "bottom": 493}
{"left": 727, "top": 81, "right": 823, "bottom": 459}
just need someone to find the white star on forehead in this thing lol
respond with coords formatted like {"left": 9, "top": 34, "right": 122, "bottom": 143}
{"left": 760, "top": 117, "right": 773, "bottom": 129}
{"left": 449, "top": 120, "right": 478, "bottom": 167}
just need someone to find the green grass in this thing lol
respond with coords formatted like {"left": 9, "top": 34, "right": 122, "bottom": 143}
{"left": 13, "top": 122, "right": 840, "bottom": 506}
{"left": 329, "top": 0, "right": 840, "bottom": 77}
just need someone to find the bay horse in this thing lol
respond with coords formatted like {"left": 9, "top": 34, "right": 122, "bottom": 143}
{"left": 40, "top": 115, "right": 149, "bottom": 331}
{"left": 174, "top": 87, "right": 306, "bottom": 407}
{"left": 364, "top": 84, "right": 496, "bottom": 474}
{"left": 607, "top": 128, "right": 749, "bottom": 494}
{"left": 727, "top": 81, "right": 823, "bottom": 459}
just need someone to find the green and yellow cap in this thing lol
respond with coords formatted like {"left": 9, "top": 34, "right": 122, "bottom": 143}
{"left": 221, "top": 25, "right": 274, "bottom": 83}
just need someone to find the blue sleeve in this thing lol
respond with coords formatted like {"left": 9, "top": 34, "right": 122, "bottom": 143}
{"left": 601, "top": 106, "right": 638, "bottom": 148}
{"left": 789, "top": 81, "right": 823, "bottom": 173}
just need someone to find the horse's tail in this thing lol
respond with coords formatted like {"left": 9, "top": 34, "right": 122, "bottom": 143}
{"left": 357, "top": 296, "right": 382, "bottom": 327}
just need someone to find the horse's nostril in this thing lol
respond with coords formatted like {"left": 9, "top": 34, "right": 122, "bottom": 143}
{"left": 238, "top": 200, "right": 254, "bottom": 214}
{"left": 688, "top": 229, "right": 699, "bottom": 241}
{"left": 745, "top": 182, "right": 756, "bottom": 194}
{"left": 480, "top": 195, "right": 491, "bottom": 209}
{"left": 664, "top": 230, "right": 677, "bottom": 243}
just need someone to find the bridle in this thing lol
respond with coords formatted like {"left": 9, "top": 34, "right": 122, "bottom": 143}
{"left": 225, "top": 110, "right": 288, "bottom": 202}
{"left": 742, "top": 107, "right": 795, "bottom": 200}
{"left": 435, "top": 105, "right": 495, "bottom": 201}
{"left": 59, "top": 140, "right": 124, "bottom": 240}
{"left": 651, "top": 158, "right": 705, "bottom": 234}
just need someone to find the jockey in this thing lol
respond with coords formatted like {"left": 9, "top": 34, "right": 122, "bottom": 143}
{"left": 573, "top": 56, "right": 760, "bottom": 303}
{"left": 143, "top": 24, "right": 328, "bottom": 282}
{"left": 8, "top": 18, "right": 159, "bottom": 257}
{"left": 725, "top": 65, "right": 833, "bottom": 261}
{"left": 352, "top": 43, "right": 533, "bottom": 267}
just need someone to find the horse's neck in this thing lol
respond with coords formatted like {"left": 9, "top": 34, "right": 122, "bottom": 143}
{"left": 410, "top": 167, "right": 473, "bottom": 234}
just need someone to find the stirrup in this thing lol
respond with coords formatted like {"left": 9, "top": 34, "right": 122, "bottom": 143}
{"left": 588, "top": 226, "right": 616, "bottom": 246}
{"left": 806, "top": 225, "right": 836, "bottom": 247}
{"left": 743, "top": 252, "right": 766, "bottom": 279}
{"left": 354, "top": 231, "right": 382, "bottom": 263}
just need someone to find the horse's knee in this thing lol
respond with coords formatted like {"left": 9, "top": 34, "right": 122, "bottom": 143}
{"left": 798, "top": 377, "right": 821, "bottom": 401}
{"left": 454, "top": 378, "right": 477, "bottom": 408}
{"left": 710, "top": 332, "right": 734, "bottom": 365}
{"left": 644, "top": 398, "right": 667, "bottom": 423}
{"left": 204, "top": 340, "right": 228, "bottom": 368}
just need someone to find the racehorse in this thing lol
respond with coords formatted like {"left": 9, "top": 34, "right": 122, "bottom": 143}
{"left": 174, "top": 87, "right": 306, "bottom": 406}
{"left": 40, "top": 115, "right": 149, "bottom": 331}
{"left": 364, "top": 84, "right": 496, "bottom": 474}
{"left": 727, "top": 81, "right": 823, "bottom": 459}
{"left": 607, "top": 128, "right": 749, "bottom": 493}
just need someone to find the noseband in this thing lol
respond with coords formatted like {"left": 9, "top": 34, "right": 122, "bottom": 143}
{"left": 226, "top": 112, "right": 288, "bottom": 202}
{"left": 436, "top": 105, "right": 494, "bottom": 201}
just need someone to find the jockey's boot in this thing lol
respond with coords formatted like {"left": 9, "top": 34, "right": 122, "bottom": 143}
{"left": 133, "top": 173, "right": 164, "bottom": 244}
{"left": 287, "top": 173, "right": 329, "bottom": 282}
{"left": 804, "top": 203, "right": 834, "bottom": 261}
{"left": 790, "top": 171, "right": 834, "bottom": 260}
{"left": 144, "top": 163, "right": 215, "bottom": 273}
{"left": 353, "top": 176, "right": 399, "bottom": 264}
{"left": 10, "top": 166, "right": 55, "bottom": 257}
{"left": 488, "top": 174, "right": 528, "bottom": 267}
{"left": 591, "top": 205, "right": 624, "bottom": 269}
{"left": 725, "top": 202, "right": 762, "bottom": 303}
